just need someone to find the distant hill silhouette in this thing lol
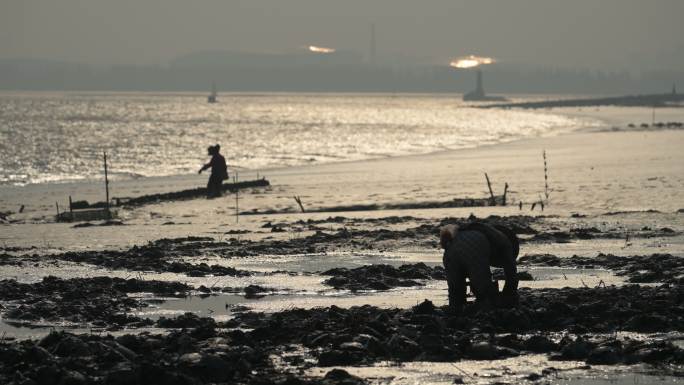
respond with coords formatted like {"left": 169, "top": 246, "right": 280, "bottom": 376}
{"left": 170, "top": 50, "right": 363, "bottom": 69}
{"left": 0, "top": 53, "right": 682, "bottom": 94}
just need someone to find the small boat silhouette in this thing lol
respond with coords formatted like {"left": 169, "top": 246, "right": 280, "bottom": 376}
{"left": 208, "top": 82, "right": 218, "bottom": 103}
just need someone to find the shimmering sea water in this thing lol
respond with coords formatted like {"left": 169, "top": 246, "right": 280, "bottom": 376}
{"left": 0, "top": 92, "right": 599, "bottom": 185}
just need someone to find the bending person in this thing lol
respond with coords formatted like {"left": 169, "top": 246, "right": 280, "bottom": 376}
{"left": 440, "top": 222, "right": 519, "bottom": 313}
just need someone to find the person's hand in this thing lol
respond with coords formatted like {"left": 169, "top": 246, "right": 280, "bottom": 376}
{"left": 198, "top": 169, "right": 202, "bottom": 174}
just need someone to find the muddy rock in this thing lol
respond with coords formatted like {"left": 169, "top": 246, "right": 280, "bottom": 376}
{"left": 413, "top": 299, "right": 436, "bottom": 314}
{"left": 156, "top": 312, "right": 217, "bottom": 338}
{"left": 587, "top": 345, "right": 621, "bottom": 365}
{"left": 556, "top": 337, "right": 594, "bottom": 360}
{"left": 321, "top": 263, "right": 444, "bottom": 291}
{"left": 321, "top": 369, "right": 365, "bottom": 385}
{"left": 244, "top": 284, "right": 274, "bottom": 299}
{"left": 523, "top": 335, "right": 558, "bottom": 353}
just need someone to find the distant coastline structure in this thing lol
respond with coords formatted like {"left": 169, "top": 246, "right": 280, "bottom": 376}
{"left": 463, "top": 69, "right": 507, "bottom": 102}
{"left": 450, "top": 55, "right": 507, "bottom": 102}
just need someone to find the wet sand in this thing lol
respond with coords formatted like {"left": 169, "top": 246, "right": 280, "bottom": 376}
{"left": 1, "top": 109, "right": 683, "bottom": 384}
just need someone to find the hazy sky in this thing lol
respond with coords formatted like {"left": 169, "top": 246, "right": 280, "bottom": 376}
{"left": 2, "top": 0, "right": 683, "bottom": 71}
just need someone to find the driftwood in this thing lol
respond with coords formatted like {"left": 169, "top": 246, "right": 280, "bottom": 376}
{"left": 112, "top": 178, "right": 269, "bottom": 208}
{"left": 73, "top": 178, "right": 272, "bottom": 209}
{"left": 57, "top": 208, "right": 113, "bottom": 223}
{"left": 242, "top": 195, "right": 506, "bottom": 216}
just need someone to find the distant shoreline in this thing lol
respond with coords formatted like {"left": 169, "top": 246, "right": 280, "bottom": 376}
{"left": 483, "top": 92, "right": 684, "bottom": 109}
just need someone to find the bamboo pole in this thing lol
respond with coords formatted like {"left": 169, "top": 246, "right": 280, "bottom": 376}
{"left": 235, "top": 171, "right": 239, "bottom": 223}
{"left": 543, "top": 150, "right": 549, "bottom": 202}
{"left": 104, "top": 152, "right": 110, "bottom": 217}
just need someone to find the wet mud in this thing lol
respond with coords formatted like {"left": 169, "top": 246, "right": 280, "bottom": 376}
{"left": 520, "top": 253, "right": 684, "bottom": 284}
{"left": 38, "top": 238, "right": 251, "bottom": 277}
{"left": 525, "top": 226, "right": 680, "bottom": 243}
{"left": 3, "top": 283, "right": 680, "bottom": 385}
{"left": 228, "top": 284, "right": 683, "bottom": 367}
{"left": 320, "top": 263, "right": 533, "bottom": 291}
{"left": 1, "top": 210, "right": 682, "bottom": 384}
{"left": 321, "top": 263, "right": 446, "bottom": 291}
{"left": 0, "top": 276, "right": 189, "bottom": 327}
{"left": 0, "top": 329, "right": 365, "bottom": 385}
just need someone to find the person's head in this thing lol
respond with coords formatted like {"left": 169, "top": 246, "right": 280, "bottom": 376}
{"left": 207, "top": 145, "right": 214, "bottom": 156}
{"left": 439, "top": 224, "right": 459, "bottom": 249}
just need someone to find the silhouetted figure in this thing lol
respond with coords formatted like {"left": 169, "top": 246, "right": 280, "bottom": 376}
{"left": 439, "top": 222, "right": 519, "bottom": 313}
{"left": 199, "top": 144, "right": 228, "bottom": 198}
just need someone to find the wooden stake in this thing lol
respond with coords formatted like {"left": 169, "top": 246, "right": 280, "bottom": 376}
{"left": 69, "top": 196, "right": 73, "bottom": 221}
{"left": 55, "top": 202, "right": 60, "bottom": 217}
{"left": 484, "top": 173, "right": 496, "bottom": 206}
{"left": 502, "top": 183, "right": 509, "bottom": 206}
{"left": 294, "top": 196, "right": 305, "bottom": 213}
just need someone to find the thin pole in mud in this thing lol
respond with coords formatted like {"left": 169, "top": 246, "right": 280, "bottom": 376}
{"left": 294, "top": 196, "right": 305, "bottom": 213}
{"left": 543, "top": 150, "right": 549, "bottom": 202}
{"left": 484, "top": 173, "right": 496, "bottom": 206}
{"left": 502, "top": 183, "right": 509, "bottom": 206}
{"left": 235, "top": 171, "right": 239, "bottom": 223}
{"left": 55, "top": 202, "right": 59, "bottom": 217}
{"left": 69, "top": 196, "right": 73, "bottom": 220}
{"left": 103, "top": 152, "right": 110, "bottom": 216}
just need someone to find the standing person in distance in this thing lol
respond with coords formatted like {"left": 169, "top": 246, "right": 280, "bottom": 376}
{"left": 199, "top": 144, "right": 228, "bottom": 198}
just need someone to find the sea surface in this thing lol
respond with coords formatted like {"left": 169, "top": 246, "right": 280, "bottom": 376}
{"left": 0, "top": 92, "right": 601, "bottom": 186}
